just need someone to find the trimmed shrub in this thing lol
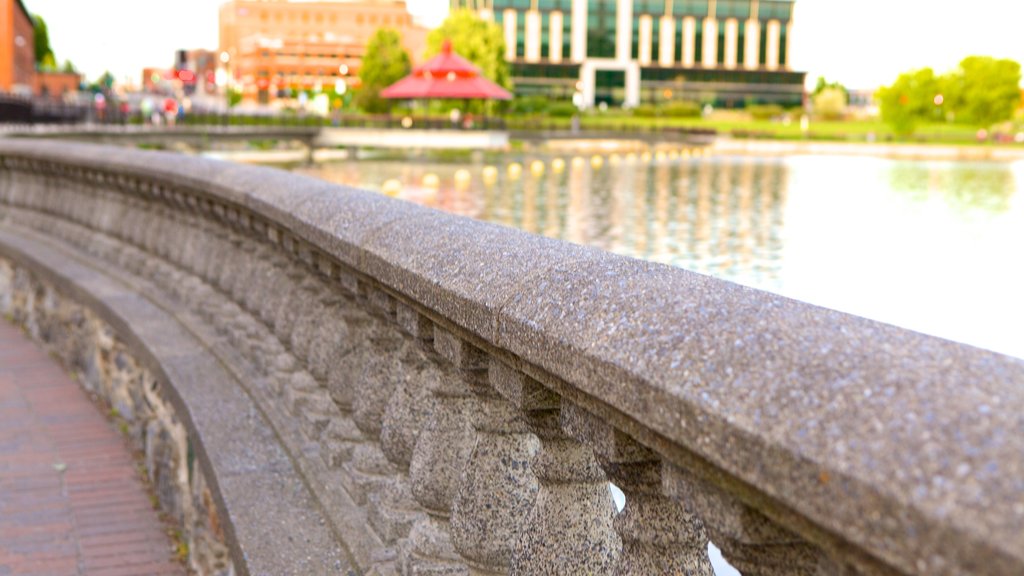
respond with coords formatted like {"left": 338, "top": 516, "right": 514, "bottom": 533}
{"left": 747, "top": 104, "right": 785, "bottom": 120}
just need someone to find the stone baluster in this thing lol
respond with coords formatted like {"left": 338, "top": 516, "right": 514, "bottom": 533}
{"left": 344, "top": 286, "right": 405, "bottom": 505}
{"left": 370, "top": 302, "right": 434, "bottom": 544}
{"left": 448, "top": 357, "right": 540, "bottom": 574}
{"left": 663, "top": 464, "right": 827, "bottom": 576}
{"left": 399, "top": 327, "right": 479, "bottom": 575}
{"left": 489, "top": 362, "right": 620, "bottom": 575}
{"left": 320, "top": 299, "right": 376, "bottom": 470}
{"left": 561, "top": 403, "right": 714, "bottom": 575}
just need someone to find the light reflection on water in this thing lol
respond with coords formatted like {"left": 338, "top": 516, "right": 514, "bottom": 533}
{"left": 296, "top": 153, "right": 1024, "bottom": 360}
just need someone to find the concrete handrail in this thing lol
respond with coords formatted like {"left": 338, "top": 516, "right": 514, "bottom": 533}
{"left": 1, "top": 139, "right": 1021, "bottom": 575}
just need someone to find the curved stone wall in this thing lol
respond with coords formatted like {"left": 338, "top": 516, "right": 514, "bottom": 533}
{"left": 0, "top": 140, "right": 1021, "bottom": 576}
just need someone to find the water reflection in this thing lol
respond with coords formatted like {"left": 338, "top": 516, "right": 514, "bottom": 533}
{"left": 296, "top": 153, "right": 1024, "bottom": 360}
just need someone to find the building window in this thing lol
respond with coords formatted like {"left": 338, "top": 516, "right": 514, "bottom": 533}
{"left": 677, "top": 0, "right": 709, "bottom": 18}
{"left": 778, "top": 25, "right": 788, "bottom": 67}
{"left": 717, "top": 22, "right": 726, "bottom": 65}
{"left": 541, "top": 12, "right": 550, "bottom": 59}
{"left": 717, "top": 0, "right": 751, "bottom": 19}
{"left": 586, "top": 0, "right": 617, "bottom": 58}
{"left": 759, "top": 1, "right": 792, "bottom": 22}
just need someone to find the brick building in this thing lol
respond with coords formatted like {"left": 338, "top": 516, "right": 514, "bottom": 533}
{"left": 0, "top": 0, "right": 35, "bottom": 94}
{"left": 219, "top": 0, "right": 428, "bottom": 104}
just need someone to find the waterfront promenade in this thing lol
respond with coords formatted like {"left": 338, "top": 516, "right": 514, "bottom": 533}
{"left": 0, "top": 322, "right": 184, "bottom": 576}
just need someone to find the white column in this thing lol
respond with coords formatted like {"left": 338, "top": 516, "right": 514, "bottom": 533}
{"left": 580, "top": 62, "right": 595, "bottom": 108}
{"left": 744, "top": 19, "right": 760, "bottom": 69}
{"left": 682, "top": 17, "right": 696, "bottom": 67}
{"left": 503, "top": 10, "right": 517, "bottom": 61}
{"left": 638, "top": 16, "right": 653, "bottom": 66}
{"left": 525, "top": 10, "right": 541, "bottom": 63}
{"left": 550, "top": 11, "right": 564, "bottom": 63}
{"left": 571, "top": 0, "right": 587, "bottom": 62}
{"left": 616, "top": 0, "right": 634, "bottom": 62}
{"left": 659, "top": 16, "right": 676, "bottom": 66}
{"left": 625, "top": 61, "right": 641, "bottom": 108}
{"left": 701, "top": 18, "right": 718, "bottom": 68}
{"left": 723, "top": 18, "right": 738, "bottom": 69}
{"left": 766, "top": 19, "right": 780, "bottom": 71}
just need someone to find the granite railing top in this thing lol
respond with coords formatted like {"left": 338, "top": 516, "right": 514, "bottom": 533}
{"left": 2, "top": 139, "right": 1022, "bottom": 574}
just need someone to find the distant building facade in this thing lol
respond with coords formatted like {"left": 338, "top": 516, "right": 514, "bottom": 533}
{"left": 454, "top": 0, "right": 804, "bottom": 108}
{"left": 218, "top": 0, "right": 428, "bottom": 104}
{"left": 0, "top": 0, "right": 35, "bottom": 94}
{"left": 34, "top": 71, "right": 82, "bottom": 100}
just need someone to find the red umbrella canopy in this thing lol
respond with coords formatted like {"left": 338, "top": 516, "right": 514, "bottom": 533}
{"left": 381, "top": 40, "right": 512, "bottom": 101}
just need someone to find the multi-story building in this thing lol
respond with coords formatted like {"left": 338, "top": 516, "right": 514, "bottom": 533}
{"left": 219, "top": 0, "right": 428, "bottom": 104}
{"left": 0, "top": 0, "right": 35, "bottom": 94}
{"left": 454, "top": 0, "right": 804, "bottom": 108}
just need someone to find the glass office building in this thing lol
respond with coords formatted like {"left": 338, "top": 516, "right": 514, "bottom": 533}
{"left": 451, "top": 0, "right": 804, "bottom": 108}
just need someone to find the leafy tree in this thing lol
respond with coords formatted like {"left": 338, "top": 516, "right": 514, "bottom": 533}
{"left": 943, "top": 56, "right": 1021, "bottom": 127}
{"left": 88, "top": 71, "right": 116, "bottom": 93}
{"left": 60, "top": 60, "right": 76, "bottom": 74}
{"left": 356, "top": 28, "right": 411, "bottom": 114}
{"left": 877, "top": 68, "right": 942, "bottom": 136}
{"left": 32, "top": 14, "right": 56, "bottom": 69}
{"left": 813, "top": 77, "right": 848, "bottom": 103}
{"left": 814, "top": 87, "right": 847, "bottom": 120}
{"left": 425, "top": 10, "right": 510, "bottom": 91}
{"left": 227, "top": 88, "right": 243, "bottom": 108}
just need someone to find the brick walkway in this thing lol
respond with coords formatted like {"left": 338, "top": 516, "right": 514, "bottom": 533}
{"left": 0, "top": 322, "right": 186, "bottom": 576}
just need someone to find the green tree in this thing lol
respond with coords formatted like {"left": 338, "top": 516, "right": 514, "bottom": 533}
{"left": 813, "top": 77, "right": 848, "bottom": 103}
{"left": 943, "top": 56, "right": 1021, "bottom": 127}
{"left": 60, "top": 60, "right": 76, "bottom": 74}
{"left": 356, "top": 28, "right": 412, "bottom": 114}
{"left": 813, "top": 87, "right": 847, "bottom": 120}
{"left": 425, "top": 10, "right": 510, "bottom": 91}
{"left": 88, "top": 70, "right": 115, "bottom": 93}
{"left": 32, "top": 14, "right": 56, "bottom": 69}
{"left": 877, "top": 68, "right": 942, "bottom": 136}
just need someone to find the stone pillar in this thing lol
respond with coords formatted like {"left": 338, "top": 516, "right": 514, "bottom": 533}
{"left": 550, "top": 11, "right": 564, "bottom": 63}
{"left": 744, "top": 18, "right": 761, "bottom": 70}
{"left": 399, "top": 326, "right": 478, "bottom": 575}
{"left": 659, "top": 16, "right": 676, "bottom": 66}
{"left": 571, "top": 0, "right": 587, "bottom": 62}
{"left": 724, "top": 18, "right": 739, "bottom": 69}
{"left": 371, "top": 303, "right": 435, "bottom": 545}
{"left": 490, "top": 363, "right": 619, "bottom": 575}
{"left": 682, "top": 17, "right": 697, "bottom": 67}
{"left": 562, "top": 404, "right": 714, "bottom": 575}
{"left": 766, "top": 19, "right": 781, "bottom": 71}
{"left": 525, "top": 10, "right": 541, "bottom": 63}
{"left": 616, "top": 0, "right": 633, "bottom": 62}
{"left": 638, "top": 16, "right": 653, "bottom": 66}
{"left": 503, "top": 10, "right": 518, "bottom": 61}
{"left": 701, "top": 17, "right": 718, "bottom": 68}
{"left": 449, "top": 356, "right": 540, "bottom": 573}
{"left": 663, "top": 464, "right": 825, "bottom": 575}
{"left": 344, "top": 287, "right": 404, "bottom": 504}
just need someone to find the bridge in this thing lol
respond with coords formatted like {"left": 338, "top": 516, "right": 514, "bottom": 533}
{"left": 0, "top": 140, "right": 1021, "bottom": 576}
{"left": 0, "top": 118, "right": 715, "bottom": 155}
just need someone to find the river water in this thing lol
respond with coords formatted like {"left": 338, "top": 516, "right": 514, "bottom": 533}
{"left": 296, "top": 150, "right": 1024, "bottom": 361}
{"left": 292, "top": 150, "right": 1023, "bottom": 575}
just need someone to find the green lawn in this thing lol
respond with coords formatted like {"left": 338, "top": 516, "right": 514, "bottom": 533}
{"left": 510, "top": 114, "right": 990, "bottom": 144}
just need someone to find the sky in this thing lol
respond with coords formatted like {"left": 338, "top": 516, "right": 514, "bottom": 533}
{"left": 21, "top": 0, "right": 1024, "bottom": 90}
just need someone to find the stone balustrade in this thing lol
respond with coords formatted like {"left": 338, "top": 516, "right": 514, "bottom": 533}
{"left": 1, "top": 140, "right": 1022, "bottom": 576}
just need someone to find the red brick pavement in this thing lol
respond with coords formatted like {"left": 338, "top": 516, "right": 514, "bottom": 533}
{"left": 0, "top": 321, "right": 186, "bottom": 576}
